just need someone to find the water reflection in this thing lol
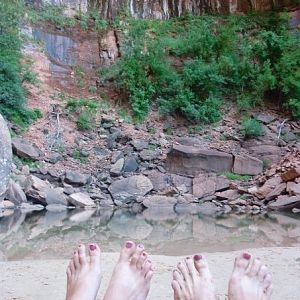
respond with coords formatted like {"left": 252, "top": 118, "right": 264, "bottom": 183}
{"left": 0, "top": 209, "right": 299, "bottom": 261}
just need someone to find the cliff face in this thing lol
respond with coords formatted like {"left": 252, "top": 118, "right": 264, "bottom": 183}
{"left": 89, "top": 0, "right": 295, "bottom": 18}
{"left": 40, "top": 0, "right": 295, "bottom": 19}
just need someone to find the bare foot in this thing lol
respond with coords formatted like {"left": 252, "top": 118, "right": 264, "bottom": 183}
{"left": 228, "top": 252, "right": 273, "bottom": 300}
{"left": 66, "top": 243, "right": 102, "bottom": 300}
{"left": 103, "top": 241, "right": 154, "bottom": 300}
{"left": 171, "top": 254, "right": 216, "bottom": 300}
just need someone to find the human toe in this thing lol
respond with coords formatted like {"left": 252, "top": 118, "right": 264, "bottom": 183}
{"left": 130, "top": 243, "right": 144, "bottom": 266}
{"left": 233, "top": 252, "right": 251, "bottom": 274}
{"left": 88, "top": 243, "right": 101, "bottom": 266}
{"left": 247, "top": 258, "right": 263, "bottom": 277}
{"left": 119, "top": 240, "right": 136, "bottom": 262}
{"left": 78, "top": 244, "right": 87, "bottom": 265}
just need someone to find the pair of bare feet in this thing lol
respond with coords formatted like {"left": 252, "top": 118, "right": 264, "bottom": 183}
{"left": 66, "top": 241, "right": 273, "bottom": 300}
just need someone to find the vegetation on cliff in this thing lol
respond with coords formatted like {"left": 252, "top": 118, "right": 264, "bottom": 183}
{"left": 0, "top": 0, "right": 41, "bottom": 126}
{"left": 101, "top": 12, "right": 300, "bottom": 122}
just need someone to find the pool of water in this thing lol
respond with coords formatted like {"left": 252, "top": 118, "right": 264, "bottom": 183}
{"left": 1, "top": 209, "right": 299, "bottom": 261}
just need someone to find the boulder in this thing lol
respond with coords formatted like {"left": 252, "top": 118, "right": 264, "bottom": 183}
{"left": 255, "top": 176, "right": 282, "bottom": 199}
{"left": 216, "top": 189, "right": 240, "bottom": 200}
{"left": 45, "top": 188, "right": 68, "bottom": 205}
{"left": 108, "top": 175, "right": 153, "bottom": 203}
{"left": 5, "top": 179, "right": 27, "bottom": 205}
{"left": 131, "top": 139, "right": 149, "bottom": 151}
{"left": 147, "top": 170, "right": 170, "bottom": 191}
{"left": 68, "top": 192, "right": 96, "bottom": 207}
{"left": 65, "top": 171, "right": 91, "bottom": 186}
{"left": 24, "top": 175, "right": 51, "bottom": 205}
{"left": 193, "top": 175, "right": 217, "bottom": 198}
{"left": 110, "top": 158, "right": 124, "bottom": 176}
{"left": 286, "top": 182, "right": 300, "bottom": 196}
{"left": 252, "top": 113, "right": 276, "bottom": 124}
{"left": 281, "top": 168, "right": 300, "bottom": 182}
{"left": 233, "top": 154, "right": 263, "bottom": 175}
{"left": 0, "top": 114, "right": 12, "bottom": 200}
{"left": 166, "top": 144, "right": 233, "bottom": 176}
{"left": 248, "top": 145, "right": 281, "bottom": 165}
{"left": 123, "top": 157, "right": 139, "bottom": 172}
{"left": 265, "top": 183, "right": 287, "bottom": 201}
{"left": 139, "top": 149, "right": 158, "bottom": 161}
{"left": 171, "top": 174, "right": 193, "bottom": 193}
{"left": 11, "top": 138, "right": 41, "bottom": 160}
{"left": 268, "top": 195, "right": 300, "bottom": 210}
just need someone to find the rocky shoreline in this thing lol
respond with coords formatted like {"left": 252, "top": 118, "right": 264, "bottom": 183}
{"left": 1, "top": 111, "right": 300, "bottom": 218}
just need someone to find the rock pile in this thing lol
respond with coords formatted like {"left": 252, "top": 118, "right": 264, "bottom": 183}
{"left": 254, "top": 151, "right": 300, "bottom": 212}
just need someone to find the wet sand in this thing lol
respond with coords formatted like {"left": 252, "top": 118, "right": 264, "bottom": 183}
{"left": 1, "top": 247, "right": 300, "bottom": 300}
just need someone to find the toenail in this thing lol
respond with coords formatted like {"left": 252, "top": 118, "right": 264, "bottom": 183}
{"left": 243, "top": 253, "right": 251, "bottom": 260}
{"left": 186, "top": 257, "right": 191, "bottom": 259}
{"left": 74, "top": 251, "right": 77, "bottom": 254}
{"left": 142, "top": 252, "right": 146, "bottom": 256}
{"left": 126, "top": 242, "right": 133, "bottom": 248}
{"left": 194, "top": 255, "right": 202, "bottom": 261}
{"left": 89, "top": 244, "right": 97, "bottom": 251}
{"left": 138, "top": 244, "right": 144, "bottom": 248}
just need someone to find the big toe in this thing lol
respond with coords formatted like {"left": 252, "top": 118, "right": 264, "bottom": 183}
{"left": 193, "top": 254, "right": 211, "bottom": 278}
{"left": 88, "top": 243, "right": 101, "bottom": 267}
{"left": 233, "top": 252, "right": 252, "bottom": 274}
{"left": 119, "top": 240, "right": 136, "bottom": 262}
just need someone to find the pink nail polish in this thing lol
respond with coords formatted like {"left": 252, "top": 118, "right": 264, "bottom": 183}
{"left": 89, "top": 244, "right": 96, "bottom": 251}
{"left": 194, "top": 255, "right": 202, "bottom": 261}
{"left": 243, "top": 253, "right": 251, "bottom": 260}
{"left": 126, "top": 242, "right": 133, "bottom": 248}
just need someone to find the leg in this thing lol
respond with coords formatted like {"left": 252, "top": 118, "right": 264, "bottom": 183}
{"left": 103, "top": 241, "right": 154, "bottom": 300}
{"left": 171, "top": 254, "right": 216, "bottom": 300}
{"left": 66, "top": 243, "right": 102, "bottom": 300}
{"left": 228, "top": 252, "right": 273, "bottom": 300}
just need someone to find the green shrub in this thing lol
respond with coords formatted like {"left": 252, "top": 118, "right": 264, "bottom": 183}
{"left": 100, "top": 13, "right": 300, "bottom": 122}
{"left": 220, "top": 172, "right": 252, "bottom": 182}
{"left": 77, "top": 112, "right": 93, "bottom": 130}
{"left": 285, "top": 98, "right": 300, "bottom": 120}
{"left": 241, "top": 118, "right": 265, "bottom": 139}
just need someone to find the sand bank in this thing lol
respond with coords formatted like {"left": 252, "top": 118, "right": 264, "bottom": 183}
{"left": 1, "top": 247, "right": 300, "bottom": 300}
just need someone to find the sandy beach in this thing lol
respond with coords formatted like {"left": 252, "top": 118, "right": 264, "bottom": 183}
{"left": 1, "top": 247, "right": 300, "bottom": 300}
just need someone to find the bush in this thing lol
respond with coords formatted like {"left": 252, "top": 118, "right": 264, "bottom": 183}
{"left": 241, "top": 118, "right": 265, "bottom": 139}
{"left": 100, "top": 12, "right": 300, "bottom": 123}
{"left": 285, "top": 98, "right": 300, "bottom": 120}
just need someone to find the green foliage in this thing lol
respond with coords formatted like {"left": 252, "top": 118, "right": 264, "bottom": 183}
{"left": 66, "top": 97, "right": 99, "bottom": 131}
{"left": 26, "top": 4, "right": 107, "bottom": 31}
{"left": 72, "top": 148, "right": 88, "bottom": 163}
{"left": 0, "top": 0, "right": 40, "bottom": 127}
{"left": 285, "top": 98, "right": 300, "bottom": 120}
{"left": 220, "top": 172, "right": 252, "bottom": 182}
{"left": 241, "top": 118, "right": 265, "bottom": 139}
{"left": 100, "top": 13, "right": 300, "bottom": 122}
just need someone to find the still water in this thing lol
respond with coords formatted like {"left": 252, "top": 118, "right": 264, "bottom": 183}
{"left": 1, "top": 209, "right": 299, "bottom": 261}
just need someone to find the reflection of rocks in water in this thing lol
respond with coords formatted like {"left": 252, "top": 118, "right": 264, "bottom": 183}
{"left": 0, "top": 210, "right": 300, "bottom": 260}
{"left": 108, "top": 210, "right": 153, "bottom": 240}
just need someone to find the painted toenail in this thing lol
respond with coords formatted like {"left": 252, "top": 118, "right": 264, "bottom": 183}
{"left": 126, "top": 242, "right": 133, "bottom": 248}
{"left": 243, "top": 253, "right": 251, "bottom": 260}
{"left": 138, "top": 244, "right": 144, "bottom": 248}
{"left": 142, "top": 252, "right": 146, "bottom": 256}
{"left": 89, "top": 244, "right": 96, "bottom": 251}
{"left": 194, "top": 254, "right": 202, "bottom": 261}
{"left": 186, "top": 257, "right": 191, "bottom": 259}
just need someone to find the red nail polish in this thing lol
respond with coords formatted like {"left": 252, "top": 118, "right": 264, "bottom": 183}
{"left": 126, "top": 242, "right": 133, "bottom": 248}
{"left": 89, "top": 244, "right": 96, "bottom": 251}
{"left": 142, "top": 252, "right": 146, "bottom": 256}
{"left": 194, "top": 255, "right": 202, "bottom": 261}
{"left": 243, "top": 253, "right": 251, "bottom": 260}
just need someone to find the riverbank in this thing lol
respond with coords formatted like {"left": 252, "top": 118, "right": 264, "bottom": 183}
{"left": 1, "top": 247, "right": 299, "bottom": 300}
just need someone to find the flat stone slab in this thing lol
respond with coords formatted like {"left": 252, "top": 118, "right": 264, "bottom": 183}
{"left": 233, "top": 154, "right": 263, "bottom": 175}
{"left": 269, "top": 195, "right": 300, "bottom": 210}
{"left": 12, "top": 138, "right": 41, "bottom": 160}
{"left": 0, "top": 114, "right": 12, "bottom": 200}
{"left": 166, "top": 144, "right": 233, "bottom": 176}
